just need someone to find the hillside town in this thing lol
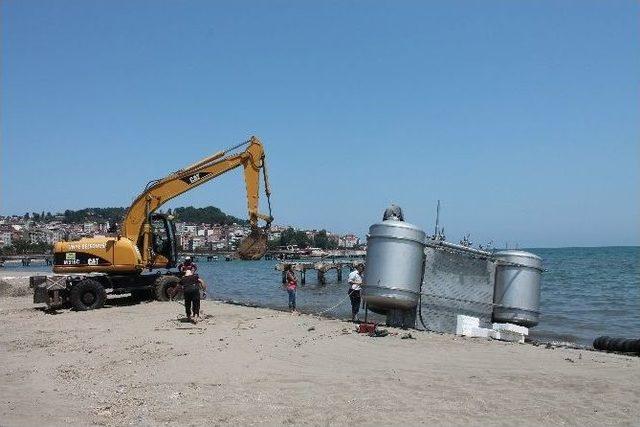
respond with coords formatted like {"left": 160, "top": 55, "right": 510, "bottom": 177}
{"left": 0, "top": 212, "right": 362, "bottom": 255}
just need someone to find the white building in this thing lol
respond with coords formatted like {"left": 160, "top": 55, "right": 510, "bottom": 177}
{"left": 179, "top": 233, "right": 192, "bottom": 249}
{"left": 340, "top": 234, "right": 360, "bottom": 248}
{"left": 268, "top": 231, "right": 282, "bottom": 241}
{"left": 0, "top": 231, "right": 11, "bottom": 247}
{"left": 190, "top": 236, "right": 206, "bottom": 250}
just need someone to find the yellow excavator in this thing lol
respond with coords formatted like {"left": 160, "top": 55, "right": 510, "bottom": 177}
{"left": 32, "top": 136, "right": 273, "bottom": 311}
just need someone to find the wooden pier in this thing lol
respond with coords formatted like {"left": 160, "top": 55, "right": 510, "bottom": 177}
{"left": 275, "top": 260, "right": 364, "bottom": 285}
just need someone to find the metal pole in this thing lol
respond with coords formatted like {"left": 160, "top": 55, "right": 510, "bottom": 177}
{"left": 434, "top": 199, "right": 441, "bottom": 236}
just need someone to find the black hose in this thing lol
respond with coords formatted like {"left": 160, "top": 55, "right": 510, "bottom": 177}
{"left": 418, "top": 284, "right": 430, "bottom": 331}
{"left": 417, "top": 258, "right": 429, "bottom": 331}
{"left": 593, "top": 336, "right": 640, "bottom": 353}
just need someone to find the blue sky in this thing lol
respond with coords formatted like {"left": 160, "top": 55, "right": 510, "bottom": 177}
{"left": 1, "top": 0, "right": 638, "bottom": 247}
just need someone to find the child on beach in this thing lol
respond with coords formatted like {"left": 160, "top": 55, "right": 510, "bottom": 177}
{"left": 285, "top": 265, "right": 298, "bottom": 314}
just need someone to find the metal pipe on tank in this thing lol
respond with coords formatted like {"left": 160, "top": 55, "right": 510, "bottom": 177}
{"left": 425, "top": 239, "right": 493, "bottom": 257}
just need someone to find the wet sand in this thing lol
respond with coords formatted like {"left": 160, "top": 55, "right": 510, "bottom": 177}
{"left": 1, "top": 273, "right": 639, "bottom": 426}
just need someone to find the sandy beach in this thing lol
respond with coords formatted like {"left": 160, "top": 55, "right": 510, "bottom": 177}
{"left": 1, "top": 272, "right": 639, "bottom": 426}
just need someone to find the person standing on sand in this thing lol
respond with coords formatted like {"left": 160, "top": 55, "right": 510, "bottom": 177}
{"left": 348, "top": 264, "right": 364, "bottom": 322}
{"left": 284, "top": 265, "right": 298, "bottom": 314}
{"left": 180, "top": 270, "right": 206, "bottom": 323}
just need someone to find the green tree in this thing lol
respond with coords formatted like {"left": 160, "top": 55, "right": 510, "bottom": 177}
{"left": 63, "top": 207, "right": 126, "bottom": 224}
{"left": 279, "top": 228, "right": 311, "bottom": 248}
{"left": 173, "top": 206, "right": 246, "bottom": 225}
{"left": 267, "top": 239, "right": 280, "bottom": 250}
{"left": 327, "top": 238, "right": 338, "bottom": 250}
{"left": 12, "top": 239, "right": 32, "bottom": 254}
{"left": 49, "top": 205, "right": 243, "bottom": 225}
{"left": 313, "top": 230, "right": 339, "bottom": 249}
{"left": 295, "top": 231, "right": 311, "bottom": 248}
{"left": 29, "top": 241, "right": 51, "bottom": 254}
{"left": 279, "top": 228, "right": 297, "bottom": 246}
{"left": 313, "top": 230, "right": 327, "bottom": 248}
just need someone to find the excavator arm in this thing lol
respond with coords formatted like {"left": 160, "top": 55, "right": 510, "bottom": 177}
{"left": 121, "top": 136, "right": 272, "bottom": 264}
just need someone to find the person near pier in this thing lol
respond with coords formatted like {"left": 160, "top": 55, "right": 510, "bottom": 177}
{"left": 178, "top": 256, "right": 198, "bottom": 274}
{"left": 180, "top": 269, "right": 206, "bottom": 323}
{"left": 348, "top": 264, "right": 364, "bottom": 322}
{"left": 284, "top": 265, "right": 298, "bottom": 314}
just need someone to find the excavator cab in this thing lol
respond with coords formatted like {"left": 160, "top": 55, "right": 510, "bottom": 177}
{"left": 146, "top": 213, "right": 178, "bottom": 269}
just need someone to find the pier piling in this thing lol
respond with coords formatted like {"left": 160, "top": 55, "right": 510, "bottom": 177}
{"left": 275, "top": 260, "right": 364, "bottom": 286}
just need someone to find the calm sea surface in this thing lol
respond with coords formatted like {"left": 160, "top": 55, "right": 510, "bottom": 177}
{"left": 6, "top": 246, "right": 638, "bottom": 346}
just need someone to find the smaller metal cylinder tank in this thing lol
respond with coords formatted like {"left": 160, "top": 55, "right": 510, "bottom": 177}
{"left": 362, "top": 220, "right": 426, "bottom": 312}
{"left": 492, "top": 250, "right": 543, "bottom": 327}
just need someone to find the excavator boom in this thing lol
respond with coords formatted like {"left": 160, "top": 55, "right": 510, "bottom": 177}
{"left": 53, "top": 136, "right": 272, "bottom": 275}
{"left": 122, "top": 136, "right": 272, "bottom": 265}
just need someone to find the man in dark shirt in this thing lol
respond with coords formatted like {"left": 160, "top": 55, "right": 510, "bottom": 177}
{"left": 180, "top": 270, "right": 206, "bottom": 323}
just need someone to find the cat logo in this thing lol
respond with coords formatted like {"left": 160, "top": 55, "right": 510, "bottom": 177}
{"left": 181, "top": 171, "right": 211, "bottom": 185}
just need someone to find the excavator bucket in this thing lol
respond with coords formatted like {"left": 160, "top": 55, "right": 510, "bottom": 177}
{"left": 237, "top": 229, "right": 268, "bottom": 260}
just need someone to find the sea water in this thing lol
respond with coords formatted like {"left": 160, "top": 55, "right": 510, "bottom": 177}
{"left": 529, "top": 246, "right": 639, "bottom": 346}
{"left": 6, "top": 246, "right": 638, "bottom": 346}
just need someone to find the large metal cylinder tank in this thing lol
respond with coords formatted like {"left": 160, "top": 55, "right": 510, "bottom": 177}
{"left": 362, "top": 220, "right": 426, "bottom": 312}
{"left": 492, "top": 250, "right": 543, "bottom": 327}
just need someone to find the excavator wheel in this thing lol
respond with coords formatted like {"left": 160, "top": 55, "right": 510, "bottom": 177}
{"left": 69, "top": 278, "right": 107, "bottom": 311}
{"left": 237, "top": 229, "right": 268, "bottom": 260}
{"left": 154, "top": 275, "right": 180, "bottom": 302}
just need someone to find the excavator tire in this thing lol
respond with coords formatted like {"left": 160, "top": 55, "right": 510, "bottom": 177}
{"left": 70, "top": 279, "right": 107, "bottom": 311}
{"left": 237, "top": 229, "right": 268, "bottom": 260}
{"left": 155, "top": 275, "right": 180, "bottom": 302}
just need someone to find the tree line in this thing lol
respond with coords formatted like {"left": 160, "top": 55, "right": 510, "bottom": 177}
{"left": 0, "top": 240, "right": 51, "bottom": 256}
{"left": 268, "top": 228, "right": 338, "bottom": 250}
{"left": 15, "top": 206, "right": 246, "bottom": 226}
{"left": 172, "top": 206, "right": 247, "bottom": 226}
{"left": 19, "top": 211, "right": 55, "bottom": 222}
